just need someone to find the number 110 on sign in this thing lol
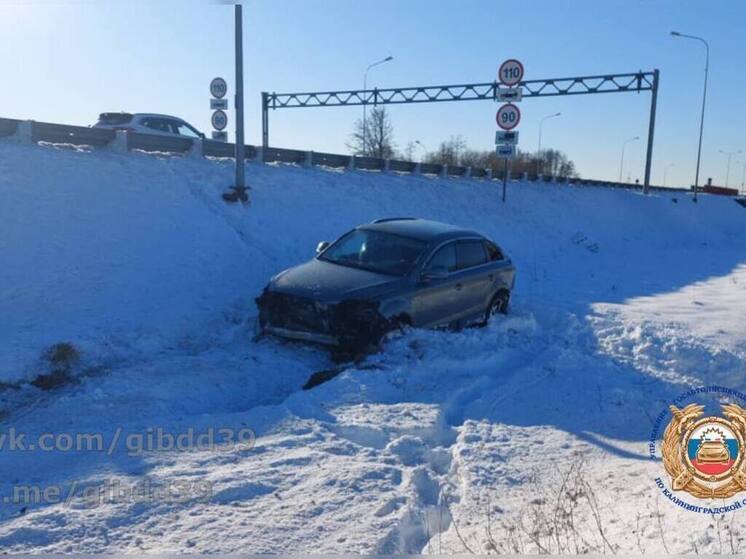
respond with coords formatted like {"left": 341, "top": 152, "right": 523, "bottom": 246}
{"left": 496, "top": 103, "right": 520, "bottom": 131}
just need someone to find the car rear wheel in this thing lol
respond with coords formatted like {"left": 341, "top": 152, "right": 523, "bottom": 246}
{"left": 484, "top": 290, "right": 509, "bottom": 324}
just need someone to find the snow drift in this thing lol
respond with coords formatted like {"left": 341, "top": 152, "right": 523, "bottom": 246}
{"left": 1, "top": 140, "right": 746, "bottom": 553}
{"left": 2, "top": 141, "right": 743, "bottom": 385}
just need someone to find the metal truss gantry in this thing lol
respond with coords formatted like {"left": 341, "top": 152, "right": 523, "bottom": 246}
{"left": 261, "top": 70, "right": 660, "bottom": 192}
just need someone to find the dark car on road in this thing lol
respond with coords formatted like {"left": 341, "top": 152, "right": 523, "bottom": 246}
{"left": 256, "top": 218, "right": 516, "bottom": 352}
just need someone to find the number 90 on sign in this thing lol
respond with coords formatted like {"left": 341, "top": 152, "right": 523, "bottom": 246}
{"left": 211, "top": 109, "right": 228, "bottom": 131}
{"left": 496, "top": 103, "right": 520, "bottom": 130}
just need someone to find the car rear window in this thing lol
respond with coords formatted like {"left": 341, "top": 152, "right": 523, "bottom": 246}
{"left": 96, "top": 113, "right": 133, "bottom": 125}
{"left": 457, "top": 240, "right": 488, "bottom": 269}
{"left": 484, "top": 240, "right": 504, "bottom": 261}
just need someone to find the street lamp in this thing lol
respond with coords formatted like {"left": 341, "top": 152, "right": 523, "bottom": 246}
{"left": 663, "top": 163, "right": 675, "bottom": 187}
{"left": 537, "top": 112, "right": 561, "bottom": 175}
{"left": 362, "top": 55, "right": 393, "bottom": 155}
{"left": 671, "top": 31, "right": 709, "bottom": 202}
{"left": 739, "top": 160, "right": 746, "bottom": 194}
{"left": 619, "top": 136, "right": 639, "bottom": 183}
{"left": 719, "top": 149, "right": 742, "bottom": 187}
{"left": 415, "top": 140, "right": 427, "bottom": 162}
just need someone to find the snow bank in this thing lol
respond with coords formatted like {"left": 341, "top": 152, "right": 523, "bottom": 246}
{"left": 2, "top": 141, "right": 745, "bottom": 384}
{"left": 2, "top": 141, "right": 746, "bottom": 553}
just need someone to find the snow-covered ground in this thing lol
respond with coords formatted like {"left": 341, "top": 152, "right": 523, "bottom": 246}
{"left": 1, "top": 140, "right": 745, "bottom": 553}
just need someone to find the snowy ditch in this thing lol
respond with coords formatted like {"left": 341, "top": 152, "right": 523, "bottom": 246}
{"left": 1, "top": 141, "right": 746, "bottom": 552}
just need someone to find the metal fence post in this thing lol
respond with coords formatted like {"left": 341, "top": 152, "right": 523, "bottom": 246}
{"left": 111, "top": 130, "right": 128, "bottom": 153}
{"left": 348, "top": 155, "right": 356, "bottom": 171}
{"left": 188, "top": 138, "right": 204, "bottom": 158}
{"left": 643, "top": 69, "right": 659, "bottom": 195}
{"left": 304, "top": 151, "right": 313, "bottom": 168}
{"left": 440, "top": 164, "right": 448, "bottom": 178}
{"left": 13, "top": 120, "right": 33, "bottom": 144}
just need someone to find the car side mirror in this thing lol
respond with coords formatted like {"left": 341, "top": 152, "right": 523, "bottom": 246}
{"left": 316, "top": 241, "right": 330, "bottom": 254}
{"left": 422, "top": 266, "right": 449, "bottom": 281}
{"left": 198, "top": 132, "right": 206, "bottom": 139}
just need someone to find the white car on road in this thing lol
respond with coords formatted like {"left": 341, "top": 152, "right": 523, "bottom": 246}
{"left": 93, "top": 113, "right": 204, "bottom": 138}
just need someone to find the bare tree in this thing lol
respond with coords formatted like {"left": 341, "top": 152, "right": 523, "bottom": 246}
{"left": 428, "top": 142, "right": 578, "bottom": 178}
{"left": 423, "top": 135, "right": 466, "bottom": 166}
{"left": 536, "top": 148, "right": 577, "bottom": 177}
{"left": 459, "top": 149, "right": 492, "bottom": 169}
{"left": 347, "top": 107, "right": 395, "bottom": 159}
{"left": 400, "top": 141, "right": 417, "bottom": 161}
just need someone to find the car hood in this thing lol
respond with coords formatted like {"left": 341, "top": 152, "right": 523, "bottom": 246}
{"left": 269, "top": 258, "right": 403, "bottom": 302}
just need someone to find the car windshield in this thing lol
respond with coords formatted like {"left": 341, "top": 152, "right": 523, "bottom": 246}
{"left": 319, "top": 229, "right": 426, "bottom": 276}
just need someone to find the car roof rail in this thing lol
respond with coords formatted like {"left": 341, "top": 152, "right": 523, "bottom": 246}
{"left": 371, "top": 217, "right": 419, "bottom": 224}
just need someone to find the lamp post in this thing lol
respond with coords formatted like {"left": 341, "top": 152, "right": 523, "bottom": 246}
{"left": 362, "top": 56, "right": 393, "bottom": 155}
{"left": 415, "top": 140, "right": 427, "bottom": 162}
{"left": 671, "top": 31, "right": 709, "bottom": 202}
{"left": 537, "top": 112, "right": 561, "bottom": 176}
{"left": 663, "top": 163, "right": 675, "bottom": 187}
{"left": 740, "top": 161, "right": 746, "bottom": 194}
{"left": 619, "top": 136, "right": 639, "bottom": 183}
{"left": 719, "top": 149, "right": 742, "bottom": 187}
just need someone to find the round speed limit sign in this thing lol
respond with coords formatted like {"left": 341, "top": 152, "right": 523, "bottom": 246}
{"left": 211, "top": 109, "right": 228, "bottom": 131}
{"left": 210, "top": 77, "right": 228, "bottom": 99}
{"left": 498, "top": 59, "right": 524, "bottom": 86}
{"left": 496, "top": 103, "right": 520, "bottom": 130}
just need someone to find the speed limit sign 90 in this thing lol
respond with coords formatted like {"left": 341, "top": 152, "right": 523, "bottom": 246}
{"left": 211, "top": 109, "right": 228, "bottom": 131}
{"left": 496, "top": 103, "right": 520, "bottom": 130}
{"left": 498, "top": 59, "right": 524, "bottom": 86}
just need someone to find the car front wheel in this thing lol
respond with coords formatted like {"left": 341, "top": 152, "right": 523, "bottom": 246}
{"left": 484, "top": 290, "right": 510, "bottom": 324}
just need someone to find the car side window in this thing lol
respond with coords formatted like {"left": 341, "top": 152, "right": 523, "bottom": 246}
{"left": 425, "top": 243, "right": 457, "bottom": 273}
{"left": 140, "top": 118, "right": 171, "bottom": 133}
{"left": 171, "top": 121, "right": 200, "bottom": 138}
{"left": 484, "top": 240, "right": 504, "bottom": 261}
{"left": 457, "top": 240, "right": 488, "bottom": 270}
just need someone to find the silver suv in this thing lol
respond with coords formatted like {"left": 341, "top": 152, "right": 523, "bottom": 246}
{"left": 257, "top": 218, "right": 516, "bottom": 352}
{"left": 93, "top": 113, "right": 204, "bottom": 138}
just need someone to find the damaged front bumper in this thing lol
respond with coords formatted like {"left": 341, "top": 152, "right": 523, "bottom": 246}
{"left": 262, "top": 325, "right": 340, "bottom": 346}
{"left": 255, "top": 289, "right": 390, "bottom": 350}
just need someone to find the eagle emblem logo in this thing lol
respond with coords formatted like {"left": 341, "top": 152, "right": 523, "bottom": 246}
{"left": 662, "top": 403, "right": 746, "bottom": 499}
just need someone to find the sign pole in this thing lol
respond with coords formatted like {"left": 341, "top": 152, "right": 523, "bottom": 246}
{"left": 261, "top": 91, "right": 269, "bottom": 150}
{"left": 642, "top": 69, "right": 659, "bottom": 195}
{"left": 502, "top": 158, "right": 508, "bottom": 203}
{"left": 495, "top": 59, "right": 524, "bottom": 204}
{"left": 232, "top": 4, "right": 248, "bottom": 201}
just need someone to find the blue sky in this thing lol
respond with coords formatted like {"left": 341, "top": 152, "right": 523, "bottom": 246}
{"left": 1, "top": 0, "right": 744, "bottom": 186}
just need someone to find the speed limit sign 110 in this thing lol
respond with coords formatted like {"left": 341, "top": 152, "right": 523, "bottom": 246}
{"left": 496, "top": 103, "right": 520, "bottom": 130}
{"left": 210, "top": 77, "right": 228, "bottom": 99}
{"left": 498, "top": 59, "right": 524, "bottom": 86}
